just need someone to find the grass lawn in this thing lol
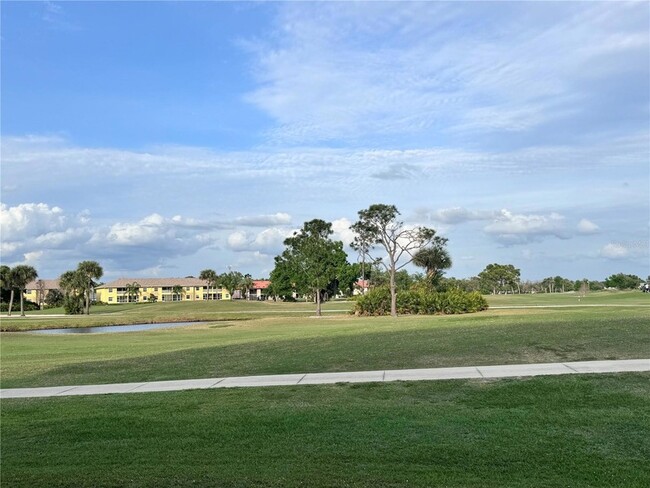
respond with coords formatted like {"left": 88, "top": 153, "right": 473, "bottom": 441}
{"left": 1, "top": 306, "right": 648, "bottom": 389}
{"left": 0, "top": 299, "right": 354, "bottom": 331}
{"left": 2, "top": 373, "right": 649, "bottom": 487}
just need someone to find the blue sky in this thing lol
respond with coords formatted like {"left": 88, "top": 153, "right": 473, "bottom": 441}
{"left": 1, "top": 1, "right": 649, "bottom": 282}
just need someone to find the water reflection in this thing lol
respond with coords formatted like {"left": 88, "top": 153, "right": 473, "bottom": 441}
{"left": 28, "top": 322, "right": 201, "bottom": 334}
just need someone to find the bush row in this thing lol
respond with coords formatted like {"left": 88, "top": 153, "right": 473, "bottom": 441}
{"left": 354, "top": 287, "right": 488, "bottom": 316}
{"left": 0, "top": 300, "right": 40, "bottom": 312}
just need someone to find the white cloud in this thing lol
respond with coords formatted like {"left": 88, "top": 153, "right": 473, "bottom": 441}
{"left": 331, "top": 218, "right": 356, "bottom": 247}
{"left": 600, "top": 243, "right": 629, "bottom": 259}
{"left": 577, "top": 218, "right": 600, "bottom": 234}
{"left": 244, "top": 1, "right": 649, "bottom": 143}
{"left": 227, "top": 227, "right": 291, "bottom": 254}
{"left": 483, "top": 209, "right": 569, "bottom": 244}
{"left": 0, "top": 202, "right": 67, "bottom": 239}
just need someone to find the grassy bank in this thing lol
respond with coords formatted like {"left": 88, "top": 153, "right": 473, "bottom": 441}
{"left": 2, "top": 307, "right": 648, "bottom": 388}
{"left": 2, "top": 373, "right": 649, "bottom": 487}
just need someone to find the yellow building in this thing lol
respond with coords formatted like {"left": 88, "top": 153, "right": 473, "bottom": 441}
{"left": 24, "top": 279, "right": 61, "bottom": 307}
{"left": 95, "top": 278, "right": 231, "bottom": 304}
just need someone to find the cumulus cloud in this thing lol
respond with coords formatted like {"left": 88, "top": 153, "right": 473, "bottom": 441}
{"left": 1, "top": 202, "right": 67, "bottom": 239}
{"left": 483, "top": 209, "right": 569, "bottom": 245}
{"left": 577, "top": 218, "right": 600, "bottom": 234}
{"left": 331, "top": 218, "right": 356, "bottom": 247}
{"left": 227, "top": 227, "right": 292, "bottom": 255}
{"left": 600, "top": 243, "right": 629, "bottom": 259}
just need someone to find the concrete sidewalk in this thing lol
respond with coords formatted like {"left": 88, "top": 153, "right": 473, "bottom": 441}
{"left": 2, "top": 359, "right": 648, "bottom": 399}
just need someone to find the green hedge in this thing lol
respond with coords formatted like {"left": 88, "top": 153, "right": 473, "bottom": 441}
{"left": 354, "top": 287, "right": 488, "bottom": 316}
{"left": 0, "top": 300, "right": 40, "bottom": 312}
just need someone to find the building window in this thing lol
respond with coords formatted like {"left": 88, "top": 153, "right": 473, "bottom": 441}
{"left": 109, "top": 288, "right": 113, "bottom": 292}
{"left": 108, "top": 297, "right": 113, "bottom": 302}
{"left": 186, "top": 295, "right": 190, "bottom": 300}
{"left": 154, "top": 288, "right": 158, "bottom": 291}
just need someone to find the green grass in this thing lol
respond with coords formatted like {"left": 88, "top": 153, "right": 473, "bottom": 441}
{"left": 487, "top": 289, "right": 650, "bottom": 307}
{"left": 2, "top": 373, "right": 649, "bottom": 487}
{"left": 2, "top": 291, "right": 646, "bottom": 332}
{"left": 0, "top": 299, "right": 354, "bottom": 331}
{"left": 2, "top": 307, "right": 648, "bottom": 388}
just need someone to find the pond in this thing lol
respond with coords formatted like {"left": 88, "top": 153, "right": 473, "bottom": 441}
{"left": 28, "top": 321, "right": 202, "bottom": 335}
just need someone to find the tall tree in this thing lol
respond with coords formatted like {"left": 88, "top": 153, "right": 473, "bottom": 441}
{"left": 273, "top": 219, "right": 347, "bottom": 316}
{"left": 412, "top": 239, "right": 452, "bottom": 287}
{"left": 240, "top": 274, "right": 254, "bottom": 300}
{"left": 36, "top": 279, "right": 46, "bottom": 309}
{"left": 0, "top": 265, "right": 14, "bottom": 314}
{"left": 11, "top": 265, "right": 39, "bottom": 316}
{"left": 220, "top": 271, "right": 244, "bottom": 298}
{"left": 77, "top": 261, "right": 103, "bottom": 314}
{"left": 351, "top": 204, "right": 437, "bottom": 317}
{"left": 478, "top": 264, "right": 521, "bottom": 294}
{"left": 199, "top": 269, "right": 219, "bottom": 300}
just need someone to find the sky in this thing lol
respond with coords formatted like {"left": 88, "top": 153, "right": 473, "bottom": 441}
{"left": 1, "top": 1, "right": 649, "bottom": 282}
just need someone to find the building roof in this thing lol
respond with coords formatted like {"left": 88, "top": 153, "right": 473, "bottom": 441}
{"left": 96, "top": 278, "right": 210, "bottom": 289}
{"left": 252, "top": 280, "right": 271, "bottom": 289}
{"left": 25, "top": 279, "right": 61, "bottom": 290}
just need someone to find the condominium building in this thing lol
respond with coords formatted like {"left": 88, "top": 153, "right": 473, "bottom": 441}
{"left": 24, "top": 279, "right": 61, "bottom": 307}
{"left": 95, "top": 278, "right": 232, "bottom": 303}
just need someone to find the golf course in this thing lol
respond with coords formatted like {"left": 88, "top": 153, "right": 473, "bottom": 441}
{"left": 1, "top": 291, "right": 649, "bottom": 487}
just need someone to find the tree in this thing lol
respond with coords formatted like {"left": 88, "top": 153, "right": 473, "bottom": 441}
{"left": 336, "top": 262, "right": 362, "bottom": 297}
{"left": 76, "top": 261, "right": 103, "bottom": 314}
{"left": 273, "top": 219, "right": 347, "bottom": 316}
{"left": 172, "top": 285, "right": 184, "bottom": 301}
{"left": 412, "top": 239, "right": 452, "bottom": 288}
{"left": 478, "top": 264, "right": 521, "bottom": 294}
{"left": 199, "top": 269, "right": 219, "bottom": 300}
{"left": 604, "top": 273, "right": 642, "bottom": 290}
{"left": 36, "top": 279, "right": 47, "bottom": 309}
{"left": 125, "top": 282, "right": 141, "bottom": 303}
{"left": 59, "top": 270, "right": 86, "bottom": 314}
{"left": 220, "top": 271, "right": 244, "bottom": 298}
{"left": 351, "top": 204, "right": 438, "bottom": 317}
{"left": 10, "top": 265, "right": 38, "bottom": 316}
{"left": 0, "top": 265, "right": 14, "bottom": 314}
{"left": 240, "top": 274, "right": 254, "bottom": 300}
{"left": 45, "top": 289, "right": 65, "bottom": 308}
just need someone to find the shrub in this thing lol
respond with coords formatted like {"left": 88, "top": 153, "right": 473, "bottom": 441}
{"left": 0, "top": 300, "right": 40, "bottom": 312}
{"left": 354, "top": 287, "right": 392, "bottom": 316}
{"left": 354, "top": 287, "right": 488, "bottom": 316}
{"left": 63, "top": 295, "right": 84, "bottom": 315}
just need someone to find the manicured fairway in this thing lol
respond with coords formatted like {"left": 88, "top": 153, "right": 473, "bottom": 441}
{"left": 1, "top": 306, "right": 648, "bottom": 389}
{"left": 2, "top": 373, "right": 649, "bottom": 487}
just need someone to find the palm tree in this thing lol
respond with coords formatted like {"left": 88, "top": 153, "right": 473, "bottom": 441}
{"left": 172, "top": 285, "right": 184, "bottom": 302}
{"left": 125, "top": 282, "right": 141, "bottom": 303}
{"left": 241, "top": 274, "right": 254, "bottom": 300}
{"left": 412, "top": 243, "right": 452, "bottom": 287}
{"left": 11, "top": 265, "right": 38, "bottom": 317}
{"left": 76, "top": 261, "right": 103, "bottom": 315}
{"left": 199, "top": 269, "right": 219, "bottom": 300}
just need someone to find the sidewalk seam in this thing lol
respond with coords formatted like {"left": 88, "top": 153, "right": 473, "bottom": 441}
{"left": 475, "top": 367, "right": 485, "bottom": 378}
